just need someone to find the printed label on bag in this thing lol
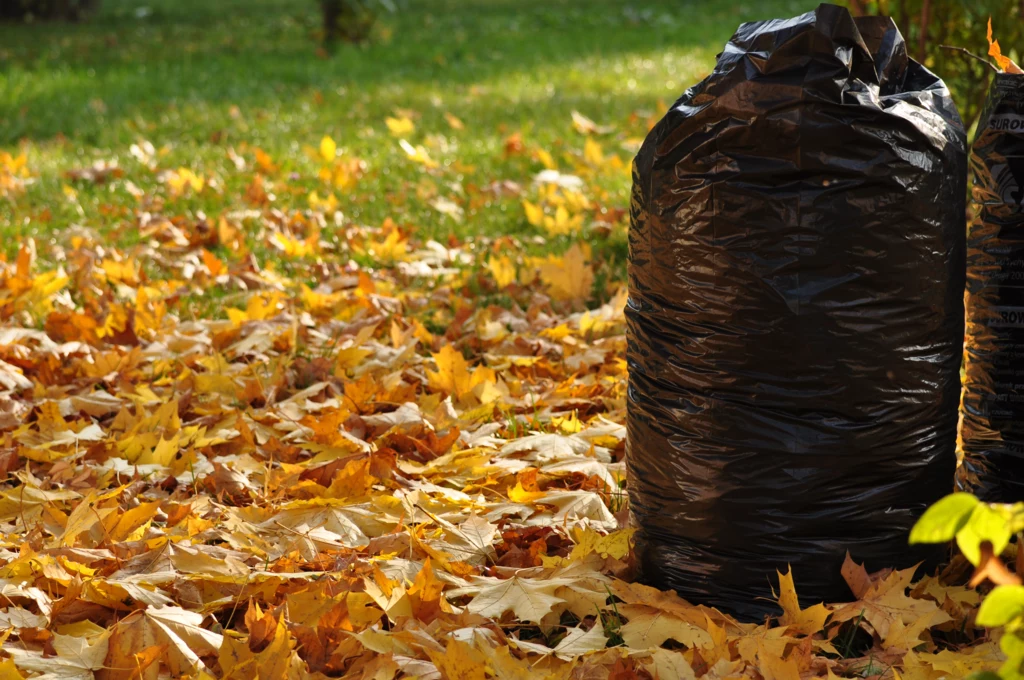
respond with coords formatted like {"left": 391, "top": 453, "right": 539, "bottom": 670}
{"left": 993, "top": 306, "right": 1024, "bottom": 327}
{"left": 990, "top": 114, "right": 1024, "bottom": 132}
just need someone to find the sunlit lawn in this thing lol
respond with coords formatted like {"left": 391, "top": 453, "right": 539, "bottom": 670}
{"left": 1, "top": 0, "right": 803, "bottom": 317}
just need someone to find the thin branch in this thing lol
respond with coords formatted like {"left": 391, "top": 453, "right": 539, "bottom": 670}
{"left": 939, "top": 45, "right": 999, "bottom": 72}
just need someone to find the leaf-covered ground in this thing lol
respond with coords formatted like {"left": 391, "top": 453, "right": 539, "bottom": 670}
{"left": 0, "top": 0, "right": 1007, "bottom": 678}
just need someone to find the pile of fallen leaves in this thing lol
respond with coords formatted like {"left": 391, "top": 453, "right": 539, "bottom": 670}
{"left": 0, "top": 120, "right": 1005, "bottom": 679}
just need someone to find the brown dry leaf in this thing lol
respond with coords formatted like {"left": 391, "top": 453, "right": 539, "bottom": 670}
{"left": 832, "top": 556, "right": 943, "bottom": 640}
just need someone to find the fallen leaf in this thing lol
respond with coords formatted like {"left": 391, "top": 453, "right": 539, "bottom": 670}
{"left": 449, "top": 575, "right": 567, "bottom": 623}
{"left": 777, "top": 567, "right": 831, "bottom": 635}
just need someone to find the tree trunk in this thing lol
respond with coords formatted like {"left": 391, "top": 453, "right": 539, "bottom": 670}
{"left": 322, "top": 0, "right": 341, "bottom": 43}
{"left": 0, "top": 0, "right": 102, "bottom": 21}
{"left": 917, "top": 0, "right": 931, "bottom": 63}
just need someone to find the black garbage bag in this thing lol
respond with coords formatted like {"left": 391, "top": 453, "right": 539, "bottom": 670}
{"left": 626, "top": 3, "right": 967, "bottom": 620}
{"left": 961, "top": 73, "right": 1024, "bottom": 503}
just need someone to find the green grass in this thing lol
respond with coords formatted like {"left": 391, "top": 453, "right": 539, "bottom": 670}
{"left": 0, "top": 0, "right": 806, "bottom": 271}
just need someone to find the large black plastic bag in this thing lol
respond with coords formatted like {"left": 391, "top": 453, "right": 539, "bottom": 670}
{"left": 626, "top": 3, "right": 967, "bottom": 620}
{"left": 961, "top": 73, "right": 1024, "bottom": 502}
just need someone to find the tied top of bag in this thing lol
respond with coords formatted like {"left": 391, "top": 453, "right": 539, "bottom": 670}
{"left": 727, "top": 4, "right": 901, "bottom": 91}
{"left": 672, "top": 3, "right": 962, "bottom": 142}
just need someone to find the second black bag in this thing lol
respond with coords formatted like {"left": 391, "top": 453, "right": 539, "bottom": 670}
{"left": 627, "top": 4, "right": 967, "bottom": 619}
{"left": 961, "top": 72, "right": 1024, "bottom": 502}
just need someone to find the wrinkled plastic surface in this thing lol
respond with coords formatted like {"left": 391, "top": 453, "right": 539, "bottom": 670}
{"left": 626, "top": 3, "right": 966, "bottom": 620}
{"left": 961, "top": 73, "right": 1024, "bottom": 503}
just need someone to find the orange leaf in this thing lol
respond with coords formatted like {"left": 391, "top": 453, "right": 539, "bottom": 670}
{"left": 988, "top": 18, "right": 1023, "bottom": 73}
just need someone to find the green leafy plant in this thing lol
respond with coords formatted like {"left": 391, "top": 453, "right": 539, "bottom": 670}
{"left": 911, "top": 493, "right": 1024, "bottom": 679}
{"left": 844, "top": 0, "right": 1023, "bottom": 129}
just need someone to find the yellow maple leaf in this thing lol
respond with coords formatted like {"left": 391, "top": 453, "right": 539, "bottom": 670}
{"left": 107, "top": 606, "right": 222, "bottom": 677}
{"left": 285, "top": 584, "right": 346, "bottom": 628}
{"left": 832, "top": 555, "right": 943, "bottom": 640}
{"left": 584, "top": 138, "right": 604, "bottom": 165}
{"left": 426, "top": 345, "right": 496, "bottom": 402}
{"left": 551, "top": 410, "right": 583, "bottom": 433}
{"left": 319, "top": 135, "right": 337, "bottom": 162}
{"left": 220, "top": 610, "right": 295, "bottom": 680}
{"left": 269, "top": 230, "right": 318, "bottom": 258}
{"left": 543, "top": 527, "right": 635, "bottom": 567}
{"left": 399, "top": 139, "right": 438, "bottom": 168}
{"left": 642, "top": 650, "right": 697, "bottom": 680}
{"left": 0, "top": 151, "right": 29, "bottom": 198}
{"left": 134, "top": 287, "right": 167, "bottom": 339}
{"left": 757, "top": 643, "right": 801, "bottom": 680}
{"left": 882, "top": 608, "right": 952, "bottom": 653}
{"left": 426, "top": 639, "right": 487, "bottom": 680}
{"left": 535, "top": 147, "right": 557, "bottom": 170}
{"left": 386, "top": 115, "right": 416, "bottom": 137}
{"left": 0, "top": 150, "right": 26, "bottom": 174}
{"left": 0, "top": 656, "right": 25, "bottom": 679}
{"left": 254, "top": 147, "right": 277, "bottom": 173}
{"left": 490, "top": 646, "right": 537, "bottom": 680}
{"left": 96, "top": 303, "right": 129, "bottom": 339}
{"left": 522, "top": 199, "right": 545, "bottom": 227}
{"left": 319, "top": 157, "right": 362, "bottom": 189}
{"left": 165, "top": 167, "right": 205, "bottom": 196}
{"left": 364, "top": 227, "right": 408, "bottom": 263}
{"left": 615, "top": 604, "right": 712, "bottom": 650}
{"left": 539, "top": 243, "right": 594, "bottom": 303}
{"left": 444, "top": 112, "right": 464, "bottom": 130}
{"left": 508, "top": 480, "right": 547, "bottom": 504}
{"left": 104, "top": 501, "right": 161, "bottom": 542}
{"left": 572, "top": 110, "right": 605, "bottom": 135}
{"left": 544, "top": 204, "right": 583, "bottom": 236}
{"left": 487, "top": 255, "right": 516, "bottom": 289}
{"left": 453, "top": 574, "right": 566, "bottom": 623}
{"left": 248, "top": 291, "right": 285, "bottom": 320}
{"left": 100, "top": 257, "right": 140, "bottom": 285}
{"left": 574, "top": 526, "right": 633, "bottom": 559}
{"left": 200, "top": 248, "right": 226, "bottom": 278}
{"left": 323, "top": 457, "right": 375, "bottom": 498}
{"left": 308, "top": 190, "right": 339, "bottom": 212}
{"left": 776, "top": 566, "right": 831, "bottom": 636}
